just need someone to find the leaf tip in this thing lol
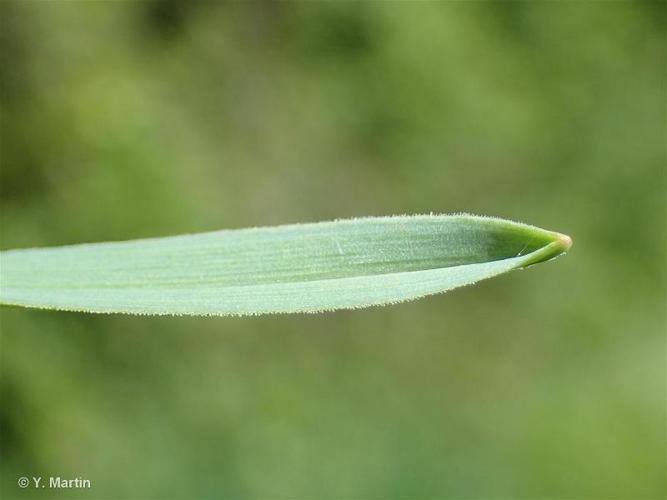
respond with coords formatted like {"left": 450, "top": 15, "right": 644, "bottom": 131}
{"left": 555, "top": 232, "right": 573, "bottom": 252}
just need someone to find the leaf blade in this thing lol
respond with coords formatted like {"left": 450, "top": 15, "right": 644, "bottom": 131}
{"left": 0, "top": 215, "right": 571, "bottom": 316}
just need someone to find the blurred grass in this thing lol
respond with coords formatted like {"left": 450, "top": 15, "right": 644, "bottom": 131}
{"left": 0, "top": 1, "right": 665, "bottom": 498}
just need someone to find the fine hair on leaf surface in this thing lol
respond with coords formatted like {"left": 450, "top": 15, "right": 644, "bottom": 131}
{"left": 0, "top": 214, "right": 572, "bottom": 316}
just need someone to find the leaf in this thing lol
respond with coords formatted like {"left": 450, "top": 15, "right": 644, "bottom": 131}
{"left": 0, "top": 214, "right": 572, "bottom": 316}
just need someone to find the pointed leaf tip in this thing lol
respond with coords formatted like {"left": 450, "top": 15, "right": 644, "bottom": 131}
{"left": 557, "top": 233, "right": 573, "bottom": 251}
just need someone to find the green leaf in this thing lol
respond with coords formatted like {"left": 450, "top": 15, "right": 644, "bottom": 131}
{"left": 0, "top": 215, "right": 571, "bottom": 316}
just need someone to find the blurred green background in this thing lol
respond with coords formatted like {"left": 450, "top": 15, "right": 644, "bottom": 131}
{"left": 0, "top": 1, "right": 664, "bottom": 498}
